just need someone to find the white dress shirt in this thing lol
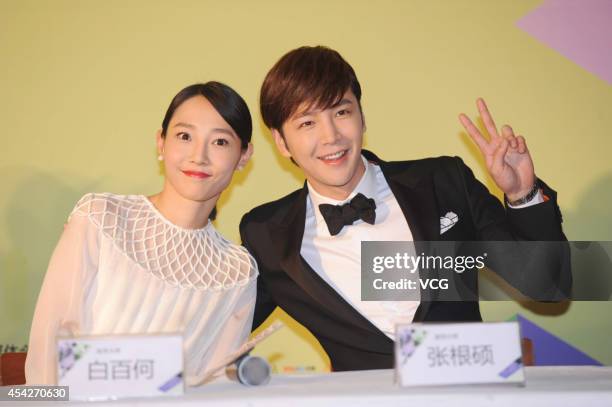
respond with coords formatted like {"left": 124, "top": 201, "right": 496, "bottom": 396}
{"left": 301, "top": 157, "right": 420, "bottom": 339}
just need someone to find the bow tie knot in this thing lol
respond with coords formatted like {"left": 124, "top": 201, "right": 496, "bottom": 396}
{"left": 318, "top": 193, "right": 377, "bottom": 236}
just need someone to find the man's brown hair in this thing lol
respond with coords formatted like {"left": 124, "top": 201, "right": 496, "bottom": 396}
{"left": 260, "top": 46, "right": 362, "bottom": 131}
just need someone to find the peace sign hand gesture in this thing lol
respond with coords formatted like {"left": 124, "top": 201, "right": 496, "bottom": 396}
{"left": 459, "top": 98, "right": 536, "bottom": 202}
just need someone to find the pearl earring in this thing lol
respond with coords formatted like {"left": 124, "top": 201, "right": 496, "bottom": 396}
{"left": 158, "top": 155, "right": 163, "bottom": 161}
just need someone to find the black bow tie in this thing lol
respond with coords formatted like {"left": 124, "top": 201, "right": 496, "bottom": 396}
{"left": 318, "top": 193, "right": 377, "bottom": 236}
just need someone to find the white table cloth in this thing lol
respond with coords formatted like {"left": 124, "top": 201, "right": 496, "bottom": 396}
{"left": 20, "top": 366, "right": 612, "bottom": 406}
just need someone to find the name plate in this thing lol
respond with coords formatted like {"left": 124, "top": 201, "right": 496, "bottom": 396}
{"left": 57, "top": 334, "right": 184, "bottom": 401}
{"left": 395, "top": 322, "right": 525, "bottom": 387}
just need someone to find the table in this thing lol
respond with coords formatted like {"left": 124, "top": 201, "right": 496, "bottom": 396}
{"left": 18, "top": 366, "right": 612, "bottom": 406}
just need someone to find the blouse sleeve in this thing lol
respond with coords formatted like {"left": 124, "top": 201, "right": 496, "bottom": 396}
{"left": 193, "top": 278, "right": 257, "bottom": 386}
{"left": 25, "top": 208, "right": 99, "bottom": 385}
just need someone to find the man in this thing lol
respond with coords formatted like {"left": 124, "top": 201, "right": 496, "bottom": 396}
{"left": 240, "top": 46, "right": 570, "bottom": 371}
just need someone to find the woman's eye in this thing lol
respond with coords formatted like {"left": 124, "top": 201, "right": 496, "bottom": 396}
{"left": 177, "top": 132, "right": 191, "bottom": 141}
{"left": 336, "top": 109, "right": 350, "bottom": 117}
{"left": 213, "top": 138, "right": 229, "bottom": 146}
{"left": 299, "top": 120, "right": 314, "bottom": 129}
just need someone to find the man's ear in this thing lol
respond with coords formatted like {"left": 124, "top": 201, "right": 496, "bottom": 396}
{"left": 238, "top": 143, "right": 254, "bottom": 169}
{"left": 361, "top": 112, "right": 367, "bottom": 133}
{"left": 272, "top": 129, "right": 292, "bottom": 158}
{"left": 156, "top": 129, "right": 165, "bottom": 156}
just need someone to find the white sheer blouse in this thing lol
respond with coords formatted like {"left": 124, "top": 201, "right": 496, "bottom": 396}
{"left": 25, "top": 193, "right": 258, "bottom": 386}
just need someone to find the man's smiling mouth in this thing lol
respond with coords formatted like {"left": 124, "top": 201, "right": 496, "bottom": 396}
{"left": 319, "top": 149, "right": 348, "bottom": 162}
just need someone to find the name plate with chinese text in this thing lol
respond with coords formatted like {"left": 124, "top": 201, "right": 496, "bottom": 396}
{"left": 57, "top": 334, "right": 183, "bottom": 401}
{"left": 395, "top": 322, "right": 525, "bottom": 387}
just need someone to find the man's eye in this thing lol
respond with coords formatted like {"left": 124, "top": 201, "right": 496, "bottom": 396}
{"left": 299, "top": 120, "right": 314, "bottom": 129}
{"left": 336, "top": 109, "right": 350, "bottom": 117}
{"left": 177, "top": 132, "right": 191, "bottom": 141}
{"left": 214, "top": 138, "right": 229, "bottom": 146}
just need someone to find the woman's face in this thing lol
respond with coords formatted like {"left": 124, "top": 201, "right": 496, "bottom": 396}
{"left": 157, "top": 95, "right": 252, "bottom": 204}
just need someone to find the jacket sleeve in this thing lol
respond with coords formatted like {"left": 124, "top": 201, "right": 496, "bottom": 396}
{"left": 453, "top": 156, "right": 571, "bottom": 300}
{"left": 239, "top": 213, "right": 278, "bottom": 331}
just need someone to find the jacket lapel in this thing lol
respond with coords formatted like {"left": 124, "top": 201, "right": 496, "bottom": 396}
{"left": 365, "top": 150, "right": 440, "bottom": 321}
{"left": 363, "top": 150, "right": 440, "bottom": 241}
{"left": 268, "top": 185, "right": 312, "bottom": 296}
{"left": 268, "top": 183, "right": 392, "bottom": 338}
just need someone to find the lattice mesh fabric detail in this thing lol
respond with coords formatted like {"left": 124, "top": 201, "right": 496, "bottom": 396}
{"left": 70, "top": 193, "right": 257, "bottom": 290}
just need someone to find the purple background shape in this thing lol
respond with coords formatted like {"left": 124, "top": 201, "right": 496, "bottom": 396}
{"left": 516, "top": 0, "right": 612, "bottom": 85}
{"left": 515, "top": 314, "right": 603, "bottom": 366}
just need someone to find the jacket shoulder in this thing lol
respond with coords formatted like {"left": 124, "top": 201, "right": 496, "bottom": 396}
{"left": 383, "top": 155, "right": 466, "bottom": 177}
{"left": 240, "top": 188, "right": 303, "bottom": 229}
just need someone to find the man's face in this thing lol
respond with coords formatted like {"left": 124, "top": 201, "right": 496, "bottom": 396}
{"left": 273, "top": 90, "right": 366, "bottom": 200}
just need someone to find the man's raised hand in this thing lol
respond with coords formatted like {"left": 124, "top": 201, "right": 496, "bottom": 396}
{"left": 459, "top": 98, "right": 536, "bottom": 201}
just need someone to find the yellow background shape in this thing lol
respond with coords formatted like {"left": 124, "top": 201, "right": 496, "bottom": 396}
{"left": 1, "top": 0, "right": 610, "bottom": 371}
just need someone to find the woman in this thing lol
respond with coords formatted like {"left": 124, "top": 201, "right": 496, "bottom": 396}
{"left": 25, "top": 82, "right": 257, "bottom": 386}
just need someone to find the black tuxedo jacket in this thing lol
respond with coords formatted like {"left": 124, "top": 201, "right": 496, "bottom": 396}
{"left": 239, "top": 150, "right": 570, "bottom": 371}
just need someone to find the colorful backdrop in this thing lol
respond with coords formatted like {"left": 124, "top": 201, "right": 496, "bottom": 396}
{"left": 1, "top": 0, "right": 611, "bottom": 371}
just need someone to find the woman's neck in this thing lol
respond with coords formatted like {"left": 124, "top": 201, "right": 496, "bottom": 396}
{"left": 148, "top": 185, "right": 215, "bottom": 230}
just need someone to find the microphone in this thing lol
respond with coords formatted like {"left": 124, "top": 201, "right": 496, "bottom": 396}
{"left": 226, "top": 354, "right": 271, "bottom": 386}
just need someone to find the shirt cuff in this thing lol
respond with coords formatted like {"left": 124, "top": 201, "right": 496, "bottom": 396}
{"left": 507, "top": 190, "right": 544, "bottom": 209}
